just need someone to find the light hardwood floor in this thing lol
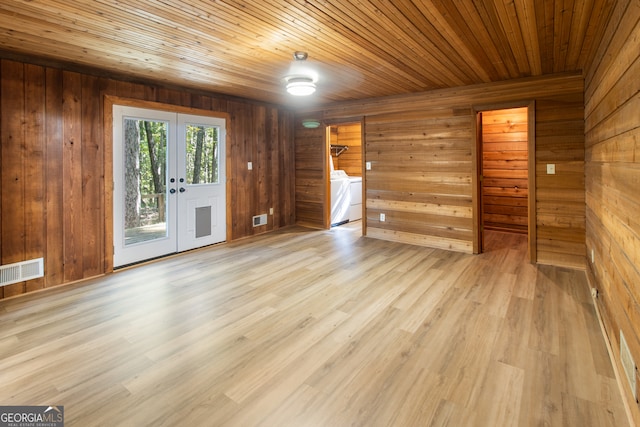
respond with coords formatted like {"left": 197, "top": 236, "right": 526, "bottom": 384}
{"left": 0, "top": 223, "right": 629, "bottom": 426}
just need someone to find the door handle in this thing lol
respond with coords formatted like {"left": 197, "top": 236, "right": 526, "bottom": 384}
{"left": 170, "top": 188, "right": 176, "bottom": 194}
{"left": 179, "top": 187, "right": 186, "bottom": 193}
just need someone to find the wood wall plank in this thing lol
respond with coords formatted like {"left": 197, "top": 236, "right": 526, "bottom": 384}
{"left": 0, "top": 57, "right": 296, "bottom": 300}
{"left": 295, "top": 125, "right": 326, "bottom": 228}
{"left": 62, "top": 71, "right": 84, "bottom": 282}
{"left": 81, "top": 74, "right": 104, "bottom": 278}
{"left": 0, "top": 60, "right": 26, "bottom": 297}
{"left": 23, "top": 64, "right": 46, "bottom": 293}
{"left": 44, "top": 67, "right": 64, "bottom": 287}
{"left": 584, "top": 0, "right": 640, "bottom": 424}
{"left": 281, "top": 111, "right": 296, "bottom": 227}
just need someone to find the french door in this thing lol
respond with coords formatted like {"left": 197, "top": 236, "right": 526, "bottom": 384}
{"left": 113, "top": 105, "right": 226, "bottom": 267}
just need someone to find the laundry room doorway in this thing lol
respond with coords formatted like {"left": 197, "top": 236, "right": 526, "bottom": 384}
{"left": 326, "top": 122, "right": 364, "bottom": 233}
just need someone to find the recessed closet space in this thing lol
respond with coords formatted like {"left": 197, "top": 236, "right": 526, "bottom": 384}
{"left": 328, "top": 123, "right": 363, "bottom": 227}
{"left": 478, "top": 106, "right": 530, "bottom": 251}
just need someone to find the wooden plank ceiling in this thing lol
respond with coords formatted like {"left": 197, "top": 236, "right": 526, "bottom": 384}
{"left": 0, "top": 0, "right": 614, "bottom": 106}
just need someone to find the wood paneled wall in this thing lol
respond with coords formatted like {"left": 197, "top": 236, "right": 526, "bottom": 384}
{"left": 295, "top": 125, "right": 326, "bottom": 228}
{"left": 365, "top": 110, "right": 474, "bottom": 252}
{"left": 0, "top": 58, "right": 296, "bottom": 300}
{"left": 297, "top": 73, "right": 586, "bottom": 267}
{"left": 333, "top": 124, "right": 362, "bottom": 177}
{"left": 584, "top": 0, "right": 640, "bottom": 424}
{"left": 481, "top": 108, "right": 528, "bottom": 233}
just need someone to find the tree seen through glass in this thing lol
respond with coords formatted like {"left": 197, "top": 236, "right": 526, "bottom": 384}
{"left": 185, "top": 124, "right": 219, "bottom": 185}
{"left": 123, "top": 118, "right": 168, "bottom": 242}
{"left": 123, "top": 119, "right": 219, "bottom": 244}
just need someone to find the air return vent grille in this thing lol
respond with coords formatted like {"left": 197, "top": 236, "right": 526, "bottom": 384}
{"left": 0, "top": 258, "right": 44, "bottom": 287}
{"left": 253, "top": 214, "right": 268, "bottom": 227}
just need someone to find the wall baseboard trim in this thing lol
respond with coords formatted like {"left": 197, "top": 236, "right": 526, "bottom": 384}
{"left": 585, "top": 273, "right": 634, "bottom": 426}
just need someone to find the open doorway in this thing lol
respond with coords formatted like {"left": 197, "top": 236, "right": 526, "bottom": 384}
{"left": 475, "top": 104, "right": 535, "bottom": 261}
{"left": 326, "top": 122, "right": 363, "bottom": 232}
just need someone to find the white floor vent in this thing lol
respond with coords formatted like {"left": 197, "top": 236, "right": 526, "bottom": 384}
{"left": 253, "top": 214, "right": 268, "bottom": 227}
{"left": 620, "top": 330, "right": 637, "bottom": 400}
{"left": 0, "top": 258, "right": 44, "bottom": 287}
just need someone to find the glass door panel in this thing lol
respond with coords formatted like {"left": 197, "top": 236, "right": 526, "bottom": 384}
{"left": 123, "top": 118, "right": 169, "bottom": 246}
{"left": 185, "top": 124, "right": 219, "bottom": 185}
{"left": 113, "top": 106, "right": 177, "bottom": 267}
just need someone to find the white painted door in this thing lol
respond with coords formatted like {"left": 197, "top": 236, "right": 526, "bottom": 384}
{"left": 113, "top": 106, "right": 226, "bottom": 267}
{"left": 176, "top": 114, "right": 226, "bottom": 251}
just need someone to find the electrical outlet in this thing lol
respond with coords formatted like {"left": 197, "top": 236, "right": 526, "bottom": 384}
{"left": 269, "top": 207, "right": 274, "bottom": 215}
{"left": 380, "top": 213, "right": 386, "bottom": 222}
{"left": 248, "top": 162, "right": 253, "bottom": 170}
{"left": 366, "top": 162, "right": 372, "bottom": 170}
{"left": 546, "top": 163, "right": 555, "bottom": 174}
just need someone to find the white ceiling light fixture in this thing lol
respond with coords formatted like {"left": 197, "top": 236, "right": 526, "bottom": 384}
{"left": 285, "top": 51, "right": 317, "bottom": 96}
{"left": 286, "top": 77, "right": 316, "bottom": 96}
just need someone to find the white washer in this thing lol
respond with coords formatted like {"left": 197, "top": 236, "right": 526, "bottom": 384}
{"left": 349, "top": 176, "right": 362, "bottom": 221}
{"left": 330, "top": 170, "right": 351, "bottom": 225}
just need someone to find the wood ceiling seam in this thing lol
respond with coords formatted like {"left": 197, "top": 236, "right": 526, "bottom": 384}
{"left": 578, "top": 0, "right": 618, "bottom": 74}
{"left": 219, "top": 0, "right": 426, "bottom": 95}
{"left": 0, "top": 1, "right": 270, "bottom": 68}
{"left": 0, "top": 1, "right": 335, "bottom": 98}
{"left": 515, "top": 0, "right": 543, "bottom": 76}
{"left": 299, "top": 0, "right": 479, "bottom": 90}
{"left": 552, "top": 0, "right": 572, "bottom": 73}
{"left": 486, "top": 0, "right": 532, "bottom": 76}
{"left": 563, "top": 0, "right": 592, "bottom": 70}
{"left": 0, "top": 2, "right": 568, "bottom": 88}
{"left": 289, "top": 0, "right": 444, "bottom": 88}
{"left": 234, "top": 0, "right": 417, "bottom": 94}
{"left": 0, "top": 0, "right": 613, "bottom": 104}
{"left": 95, "top": 0, "right": 379, "bottom": 92}
{"left": 0, "top": 28, "right": 278, "bottom": 92}
{"left": 413, "top": 0, "right": 493, "bottom": 83}
{"left": 428, "top": 0, "right": 509, "bottom": 81}
{"left": 534, "top": 0, "right": 555, "bottom": 75}
{"left": 359, "top": 0, "right": 473, "bottom": 87}
{"left": 103, "top": 0, "right": 299, "bottom": 62}
{"left": 463, "top": 0, "right": 521, "bottom": 78}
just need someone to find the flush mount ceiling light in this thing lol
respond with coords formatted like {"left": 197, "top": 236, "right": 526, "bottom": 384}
{"left": 285, "top": 51, "right": 317, "bottom": 96}
{"left": 286, "top": 77, "right": 316, "bottom": 96}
